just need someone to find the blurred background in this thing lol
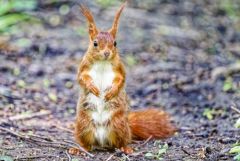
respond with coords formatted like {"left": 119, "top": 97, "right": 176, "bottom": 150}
{"left": 0, "top": 0, "right": 240, "bottom": 160}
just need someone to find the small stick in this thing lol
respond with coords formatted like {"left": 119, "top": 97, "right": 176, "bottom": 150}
{"left": 123, "top": 154, "right": 130, "bottom": 161}
{"left": 0, "top": 126, "right": 94, "bottom": 157}
{"left": 15, "top": 155, "right": 58, "bottom": 160}
{"left": 106, "top": 153, "right": 115, "bottom": 161}
{"left": 130, "top": 151, "right": 145, "bottom": 157}
{"left": 211, "top": 63, "right": 240, "bottom": 82}
{"left": 141, "top": 135, "right": 152, "bottom": 146}
{"left": 65, "top": 150, "right": 72, "bottom": 161}
{"left": 0, "top": 126, "right": 25, "bottom": 138}
{"left": 0, "top": 110, "right": 51, "bottom": 124}
{"left": 231, "top": 104, "right": 240, "bottom": 115}
{"left": 62, "top": 139, "right": 94, "bottom": 157}
{"left": 52, "top": 124, "right": 74, "bottom": 133}
{"left": 131, "top": 140, "right": 141, "bottom": 144}
{"left": 179, "top": 127, "right": 192, "bottom": 131}
{"left": 181, "top": 147, "right": 192, "bottom": 156}
{"left": 9, "top": 110, "right": 51, "bottom": 121}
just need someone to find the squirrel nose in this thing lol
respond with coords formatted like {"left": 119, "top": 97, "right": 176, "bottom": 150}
{"left": 104, "top": 51, "right": 110, "bottom": 57}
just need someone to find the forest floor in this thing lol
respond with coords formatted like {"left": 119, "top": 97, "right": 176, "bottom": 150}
{"left": 0, "top": 0, "right": 239, "bottom": 160}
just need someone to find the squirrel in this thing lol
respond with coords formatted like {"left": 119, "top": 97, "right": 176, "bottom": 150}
{"left": 69, "top": 2, "right": 176, "bottom": 155}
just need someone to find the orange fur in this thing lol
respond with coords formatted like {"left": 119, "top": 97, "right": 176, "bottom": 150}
{"left": 128, "top": 109, "right": 177, "bottom": 140}
{"left": 72, "top": 2, "right": 177, "bottom": 155}
{"left": 75, "top": 110, "right": 95, "bottom": 151}
{"left": 109, "top": 2, "right": 127, "bottom": 38}
{"left": 108, "top": 109, "right": 131, "bottom": 148}
{"left": 80, "top": 5, "right": 98, "bottom": 40}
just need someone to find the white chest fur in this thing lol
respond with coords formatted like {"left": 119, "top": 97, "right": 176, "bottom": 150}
{"left": 89, "top": 61, "right": 115, "bottom": 94}
{"left": 87, "top": 61, "right": 115, "bottom": 145}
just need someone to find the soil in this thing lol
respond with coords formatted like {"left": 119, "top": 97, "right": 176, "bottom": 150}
{"left": 0, "top": 0, "right": 239, "bottom": 161}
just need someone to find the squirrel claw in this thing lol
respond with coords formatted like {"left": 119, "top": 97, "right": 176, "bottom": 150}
{"left": 104, "top": 86, "right": 118, "bottom": 101}
{"left": 104, "top": 93, "right": 112, "bottom": 101}
{"left": 88, "top": 84, "right": 100, "bottom": 96}
{"left": 104, "top": 91, "right": 114, "bottom": 101}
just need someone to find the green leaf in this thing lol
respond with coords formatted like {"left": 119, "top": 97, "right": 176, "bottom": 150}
{"left": 71, "top": 159, "right": 79, "bottom": 161}
{"left": 0, "top": 2, "right": 13, "bottom": 16}
{"left": 76, "top": 26, "right": 87, "bottom": 36}
{"left": 203, "top": 108, "right": 214, "bottom": 120}
{"left": 234, "top": 153, "right": 240, "bottom": 161}
{"left": 12, "top": 67, "right": 20, "bottom": 76}
{"left": 15, "top": 38, "right": 31, "bottom": 48}
{"left": 234, "top": 118, "right": 240, "bottom": 128}
{"left": 162, "top": 143, "right": 168, "bottom": 149}
{"left": 230, "top": 146, "right": 240, "bottom": 154}
{"left": 0, "top": 13, "right": 31, "bottom": 31}
{"left": 10, "top": 0, "right": 37, "bottom": 11}
{"left": 65, "top": 81, "right": 73, "bottom": 89}
{"left": 17, "top": 80, "right": 26, "bottom": 88}
{"left": 43, "top": 79, "right": 50, "bottom": 88}
{"left": 145, "top": 152, "right": 154, "bottom": 158}
{"left": 0, "top": 155, "right": 14, "bottom": 161}
{"left": 48, "top": 93, "right": 58, "bottom": 102}
{"left": 223, "top": 78, "right": 233, "bottom": 92}
{"left": 125, "top": 55, "right": 137, "bottom": 66}
{"left": 0, "top": 0, "right": 37, "bottom": 15}
{"left": 59, "top": 4, "right": 70, "bottom": 15}
{"left": 96, "top": 0, "right": 116, "bottom": 8}
{"left": 158, "top": 148, "right": 166, "bottom": 155}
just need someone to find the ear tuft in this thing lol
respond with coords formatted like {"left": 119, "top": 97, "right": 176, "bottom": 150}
{"left": 80, "top": 4, "right": 98, "bottom": 40}
{"left": 109, "top": 2, "right": 127, "bottom": 38}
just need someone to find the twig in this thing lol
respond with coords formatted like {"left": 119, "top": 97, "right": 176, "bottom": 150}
{"left": 0, "top": 126, "right": 25, "bottom": 138}
{"left": 131, "top": 140, "right": 141, "bottom": 144}
{"left": 0, "top": 93, "right": 22, "bottom": 100}
{"left": 123, "top": 154, "right": 131, "bottom": 161}
{"left": 15, "top": 155, "right": 58, "bottom": 160}
{"left": 28, "top": 133, "right": 93, "bottom": 157}
{"left": 52, "top": 124, "right": 74, "bottom": 133}
{"left": 65, "top": 150, "right": 72, "bottom": 161}
{"left": 211, "top": 63, "right": 240, "bottom": 82}
{"left": 179, "top": 127, "right": 193, "bottom": 131}
{"left": 0, "top": 126, "right": 66, "bottom": 149}
{"left": 141, "top": 135, "right": 152, "bottom": 146}
{"left": 181, "top": 147, "right": 192, "bottom": 156}
{"left": 106, "top": 153, "right": 115, "bottom": 161}
{"left": 130, "top": 151, "right": 145, "bottom": 157}
{"left": 231, "top": 104, "right": 240, "bottom": 115}
{"left": 0, "top": 126, "right": 94, "bottom": 157}
{"left": 9, "top": 110, "right": 51, "bottom": 121}
{"left": 62, "top": 139, "right": 94, "bottom": 157}
{"left": 0, "top": 110, "right": 51, "bottom": 124}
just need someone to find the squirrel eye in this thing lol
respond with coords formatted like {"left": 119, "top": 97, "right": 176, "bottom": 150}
{"left": 114, "top": 41, "right": 117, "bottom": 47}
{"left": 93, "top": 41, "right": 98, "bottom": 47}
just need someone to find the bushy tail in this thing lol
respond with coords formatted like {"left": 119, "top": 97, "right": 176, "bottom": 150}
{"left": 128, "top": 108, "right": 177, "bottom": 140}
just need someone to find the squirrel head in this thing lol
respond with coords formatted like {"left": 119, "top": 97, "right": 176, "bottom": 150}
{"left": 80, "top": 2, "right": 126, "bottom": 61}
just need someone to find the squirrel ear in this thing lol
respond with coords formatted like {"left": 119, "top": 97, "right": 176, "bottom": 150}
{"left": 109, "top": 2, "right": 126, "bottom": 38}
{"left": 80, "top": 5, "right": 98, "bottom": 40}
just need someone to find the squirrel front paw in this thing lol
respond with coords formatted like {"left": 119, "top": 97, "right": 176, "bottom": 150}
{"left": 87, "top": 83, "right": 100, "bottom": 96}
{"left": 104, "top": 86, "right": 118, "bottom": 101}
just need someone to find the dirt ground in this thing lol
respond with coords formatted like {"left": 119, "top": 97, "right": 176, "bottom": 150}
{"left": 0, "top": 0, "right": 240, "bottom": 160}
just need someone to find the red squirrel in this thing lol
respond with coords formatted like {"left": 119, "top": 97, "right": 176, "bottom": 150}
{"left": 69, "top": 2, "right": 176, "bottom": 155}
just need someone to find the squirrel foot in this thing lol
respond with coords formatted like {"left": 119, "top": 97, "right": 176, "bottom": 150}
{"left": 68, "top": 148, "right": 83, "bottom": 155}
{"left": 120, "top": 146, "right": 133, "bottom": 154}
